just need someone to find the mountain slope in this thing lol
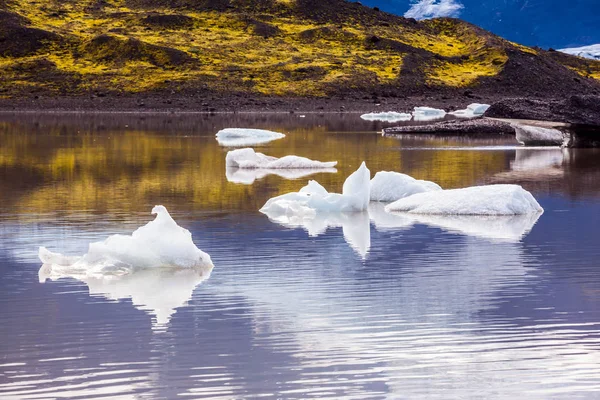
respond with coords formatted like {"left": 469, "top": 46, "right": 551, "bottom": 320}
{"left": 0, "top": 0, "right": 598, "bottom": 100}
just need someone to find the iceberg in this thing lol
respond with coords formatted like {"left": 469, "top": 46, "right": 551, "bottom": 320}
{"left": 39, "top": 263, "right": 212, "bottom": 328}
{"left": 226, "top": 167, "right": 337, "bottom": 185}
{"left": 412, "top": 106, "right": 446, "bottom": 121}
{"left": 385, "top": 184, "right": 543, "bottom": 215}
{"left": 38, "top": 205, "right": 213, "bottom": 275}
{"left": 260, "top": 162, "right": 371, "bottom": 215}
{"left": 370, "top": 171, "right": 441, "bottom": 202}
{"left": 216, "top": 128, "right": 285, "bottom": 147}
{"left": 449, "top": 103, "right": 491, "bottom": 119}
{"left": 513, "top": 124, "right": 564, "bottom": 146}
{"left": 225, "top": 148, "right": 337, "bottom": 169}
{"left": 360, "top": 112, "right": 412, "bottom": 123}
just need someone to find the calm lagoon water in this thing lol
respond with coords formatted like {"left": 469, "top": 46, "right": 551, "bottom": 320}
{"left": 1, "top": 113, "right": 600, "bottom": 399}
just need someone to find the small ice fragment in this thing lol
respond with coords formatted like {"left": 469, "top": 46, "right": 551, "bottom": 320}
{"left": 216, "top": 128, "right": 285, "bottom": 147}
{"left": 360, "top": 112, "right": 412, "bottom": 122}
{"left": 260, "top": 162, "right": 371, "bottom": 214}
{"left": 412, "top": 106, "right": 446, "bottom": 121}
{"left": 225, "top": 148, "right": 337, "bottom": 169}
{"left": 370, "top": 171, "right": 441, "bottom": 202}
{"left": 449, "top": 103, "right": 490, "bottom": 119}
{"left": 38, "top": 205, "right": 213, "bottom": 275}
{"left": 512, "top": 124, "right": 564, "bottom": 146}
{"left": 385, "top": 184, "right": 543, "bottom": 215}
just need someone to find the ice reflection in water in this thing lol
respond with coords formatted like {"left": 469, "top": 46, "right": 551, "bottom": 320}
{"left": 226, "top": 166, "right": 337, "bottom": 185}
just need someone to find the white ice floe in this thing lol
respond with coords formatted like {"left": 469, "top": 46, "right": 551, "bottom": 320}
{"left": 558, "top": 43, "right": 600, "bottom": 60}
{"left": 226, "top": 167, "right": 337, "bottom": 185}
{"left": 216, "top": 128, "right": 285, "bottom": 147}
{"left": 260, "top": 162, "right": 371, "bottom": 215}
{"left": 385, "top": 184, "right": 543, "bottom": 215}
{"left": 449, "top": 103, "right": 490, "bottom": 119}
{"left": 360, "top": 112, "right": 412, "bottom": 123}
{"left": 513, "top": 124, "right": 564, "bottom": 146}
{"left": 225, "top": 148, "right": 337, "bottom": 169}
{"left": 412, "top": 106, "right": 446, "bottom": 121}
{"left": 39, "top": 263, "right": 212, "bottom": 328}
{"left": 409, "top": 213, "right": 542, "bottom": 242}
{"left": 370, "top": 171, "right": 441, "bottom": 202}
{"left": 38, "top": 205, "right": 213, "bottom": 275}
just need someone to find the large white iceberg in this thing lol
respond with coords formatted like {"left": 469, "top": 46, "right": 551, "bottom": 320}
{"left": 226, "top": 148, "right": 337, "bottom": 169}
{"left": 39, "top": 263, "right": 212, "bottom": 328}
{"left": 370, "top": 171, "right": 442, "bottom": 202}
{"left": 226, "top": 167, "right": 337, "bottom": 185}
{"left": 513, "top": 124, "right": 563, "bottom": 146}
{"left": 216, "top": 128, "right": 285, "bottom": 147}
{"left": 260, "top": 162, "right": 371, "bottom": 215}
{"left": 385, "top": 184, "right": 543, "bottom": 215}
{"left": 360, "top": 112, "right": 412, "bottom": 123}
{"left": 38, "top": 205, "right": 213, "bottom": 275}
{"left": 449, "top": 103, "right": 490, "bottom": 119}
{"left": 412, "top": 106, "right": 446, "bottom": 121}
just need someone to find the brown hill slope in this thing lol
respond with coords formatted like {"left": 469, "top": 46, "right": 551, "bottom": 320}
{"left": 0, "top": 0, "right": 598, "bottom": 104}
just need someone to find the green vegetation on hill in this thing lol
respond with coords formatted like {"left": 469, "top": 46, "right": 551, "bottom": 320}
{"left": 0, "top": 0, "right": 598, "bottom": 98}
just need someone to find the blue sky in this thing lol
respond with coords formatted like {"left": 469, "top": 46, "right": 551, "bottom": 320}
{"left": 357, "top": 0, "right": 600, "bottom": 49}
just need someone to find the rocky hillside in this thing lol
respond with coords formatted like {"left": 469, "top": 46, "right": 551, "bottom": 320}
{"left": 0, "top": 0, "right": 599, "bottom": 101}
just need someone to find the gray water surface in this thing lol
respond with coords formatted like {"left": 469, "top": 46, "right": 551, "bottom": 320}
{"left": 1, "top": 113, "right": 599, "bottom": 399}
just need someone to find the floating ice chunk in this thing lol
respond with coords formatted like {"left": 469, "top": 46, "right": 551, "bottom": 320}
{"left": 360, "top": 112, "right": 412, "bottom": 123}
{"left": 226, "top": 167, "right": 337, "bottom": 185}
{"left": 385, "top": 184, "right": 543, "bottom": 215}
{"left": 262, "top": 209, "right": 371, "bottom": 258}
{"left": 449, "top": 103, "right": 491, "bottom": 119}
{"left": 226, "top": 148, "right": 337, "bottom": 169}
{"left": 40, "top": 265, "right": 212, "bottom": 328}
{"left": 216, "top": 128, "right": 285, "bottom": 147}
{"left": 260, "top": 162, "right": 371, "bottom": 214}
{"left": 38, "top": 205, "right": 213, "bottom": 275}
{"left": 370, "top": 171, "right": 442, "bottom": 202}
{"left": 409, "top": 213, "right": 542, "bottom": 242}
{"left": 512, "top": 124, "right": 564, "bottom": 146}
{"left": 412, "top": 106, "right": 446, "bottom": 121}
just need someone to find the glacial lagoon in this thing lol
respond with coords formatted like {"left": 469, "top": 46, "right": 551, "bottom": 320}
{"left": 1, "top": 113, "right": 600, "bottom": 399}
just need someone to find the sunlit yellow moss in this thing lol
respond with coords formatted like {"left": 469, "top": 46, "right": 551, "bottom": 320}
{"left": 426, "top": 53, "right": 508, "bottom": 87}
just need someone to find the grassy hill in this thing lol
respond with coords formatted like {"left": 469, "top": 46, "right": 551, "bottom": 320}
{"left": 0, "top": 0, "right": 599, "bottom": 102}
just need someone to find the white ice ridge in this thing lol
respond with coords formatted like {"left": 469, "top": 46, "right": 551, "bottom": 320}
{"left": 512, "top": 124, "right": 563, "bottom": 146}
{"left": 558, "top": 44, "right": 600, "bottom": 60}
{"left": 226, "top": 167, "right": 337, "bottom": 185}
{"left": 360, "top": 112, "right": 412, "bottom": 123}
{"left": 370, "top": 171, "right": 441, "bottom": 202}
{"left": 260, "top": 162, "right": 371, "bottom": 215}
{"left": 38, "top": 205, "right": 213, "bottom": 275}
{"left": 216, "top": 128, "right": 285, "bottom": 147}
{"left": 385, "top": 184, "right": 543, "bottom": 215}
{"left": 412, "top": 106, "right": 446, "bottom": 121}
{"left": 449, "top": 103, "right": 490, "bottom": 119}
{"left": 226, "top": 148, "right": 337, "bottom": 169}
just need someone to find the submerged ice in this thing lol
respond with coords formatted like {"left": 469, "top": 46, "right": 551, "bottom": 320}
{"left": 216, "top": 128, "right": 286, "bottom": 147}
{"left": 385, "top": 184, "right": 543, "bottom": 215}
{"left": 226, "top": 148, "right": 337, "bottom": 169}
{"left": 39, "top": 205, "right": 213, "bottom": 275}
